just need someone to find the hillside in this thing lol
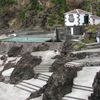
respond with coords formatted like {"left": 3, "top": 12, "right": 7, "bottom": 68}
{"left": 0, "top": 0, "right": 100, "bottom": 31}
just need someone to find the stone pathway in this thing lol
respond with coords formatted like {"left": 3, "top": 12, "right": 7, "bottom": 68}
{"left": 15, "top": 47, "right": 100, "bottom": 100}
{"left": 32, "top": 50, "right": 59, "bottom": 73}
{"left": 62, "top": 67, "right": 100, "bottom": 100}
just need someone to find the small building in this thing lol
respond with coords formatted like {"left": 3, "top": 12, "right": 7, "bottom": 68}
{"left": 64, "top": 9, "right": 100, "bottom": 35}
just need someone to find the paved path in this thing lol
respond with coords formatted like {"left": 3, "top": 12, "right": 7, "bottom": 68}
{"left": 72, "top": 48, "right": 100, "bottom": 54}
{"left": 62, "top": 66, "right": 100, "bottom": 100}
{"left": 32, "top": 50, "right": 59, "bottom": 73}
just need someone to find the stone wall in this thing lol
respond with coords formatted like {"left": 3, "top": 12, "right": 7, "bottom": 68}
{"left": 0, "top": 42, "right": 63, "bottom": 54}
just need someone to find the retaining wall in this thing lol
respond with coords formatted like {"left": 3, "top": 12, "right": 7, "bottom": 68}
{"left": 0, "top": 42, "right": 63, "bottom": 54}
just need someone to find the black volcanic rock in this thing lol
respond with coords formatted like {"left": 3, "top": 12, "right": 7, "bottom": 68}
{"left": 70, "top": 52, "right": 87, "bottom": 59}
{"left": 42, "top": 65, "right": 77, "bottom": 100}
{"left": 0, "top": 55, "right": 7, "bottom": 60}
{"left": 33, "top": 43, "right": 49, "bottom": 52}
{"left": 3, "top": 62, "right": 15, "bottom": 71}
{"left": 60, "top": 37, "right": 73, "bottom": 56}
{"left": 0, "top": 72, "right": 4, "bottom": 82}
{"left": 49, "top": 56, "right": 68, "bottom": 72}
{"left": 88, "top": 71, "right": 100, "bottom": 100}
{"left": 10, "top": 52, "right": 42, "bottom": 84}
{"left": 8, "top": 45, "right": 23, "bottom": 57}
{"left": 28, "top": 56, "right": 81, "bottom": 100}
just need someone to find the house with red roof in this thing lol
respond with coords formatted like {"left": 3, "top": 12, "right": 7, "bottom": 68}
{"left": 64, "top": 9, "right": 100, "bottom": 35}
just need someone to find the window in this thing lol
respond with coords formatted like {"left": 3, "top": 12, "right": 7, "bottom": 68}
{"left": 68, "top": 14, "right": 74, "bottom": 22}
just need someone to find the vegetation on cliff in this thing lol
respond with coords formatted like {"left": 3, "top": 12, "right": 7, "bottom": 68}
{"left": 0, "top": 0, "right": 100, "bottom": 31}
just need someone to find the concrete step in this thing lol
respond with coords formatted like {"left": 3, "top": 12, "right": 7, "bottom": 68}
{"left": 39, "top": 75, "right": 49, "bottom": 80}
{"left": 35, "top": 67, "right": 50, "bottom": 70}
{"left": 38, "top": 77, "right": 48, "bottom": 81}
{"left": 38, "top": 73, "right": 51, "bottom": 81}
{"left": 63, "top": 96, "right": 86, "bottom": 100}
{"left": 15, "top": 79, "right": 45, "bottom": 93}
{"left": 39, "top": 73, "right": 50, "bottom": 78}
{"left": 35, "top": 64, "right": 51, "bottom": 68}
{"left": 73, "top": 85, "right": 93, "bottom": 92}
{"left": 22, "top": 81, "right": 41, "bottom": 88}
{"left": 15, "top": 84, "right": 35, "bottom": 93}
{"left": 35, "top": 70, "right": 49, "bottom": 73}
{"left": 74, "top": 84, "right": 92, "bottom": 89}
{"left": 15, "top": 83, "right": 39, "bottom": 91}
{"left": 62, "top": 84, "right": 93, "bottom": 100}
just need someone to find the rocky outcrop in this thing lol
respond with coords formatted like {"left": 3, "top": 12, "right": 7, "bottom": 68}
{"left": 8, "top": 45, "right": 23, "bottom": 57}
{"left": 0, "top": 55, "right": 7, "bottom": 60}
{"left": 10, "top": 52, "right": 42, "bottom": 84}
{"left": 27, "top": 39, "right": 86, "bottom": 100}
{"left": 42, "top": 65, "right": 78, "bottom": 100}
{"left": 60, "top": 36, "right": 73, "bottom": 56}
{"left": 33, "top": 43, "right": 49, "bottom": 52}
{"left": 50, "top": 56, "right": 69, "bottom": 72}
{"left": 70, "top": 52, "right": 87, "bottom": 59}
{"left": 3, "top": 62, "right": 15, "bottom": 72}
{"left": 0, "top": 72, "right": 4, "bottom": 82}
{"left": 88, "top": 71, "right": 100, "bottom": 100}
{"left": 28, "top": 61, "right": 79, "bottom": 100}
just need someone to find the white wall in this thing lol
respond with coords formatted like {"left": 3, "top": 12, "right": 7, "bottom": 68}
{"left": 64, "top": 13, "right": 97, "bottom": 26}
{"left": 65, "top": 13, "right": 79, "bottom": 26}
{"left": 94, "top": 19, "right": 100, "bottom": 25}
{"left": 89, "top": 17, "right": 100, "bottom": 25}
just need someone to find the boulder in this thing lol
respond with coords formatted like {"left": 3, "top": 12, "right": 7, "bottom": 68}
{"left": 10, "top": 52, "right": 42, "bottom": 84}
{"left": 8, "top": 45, "right": 23, "bottom": 57}
{"left": 3, "top": 62, "right": 15, "bottom": 72}
{"left": 0, "top": 55, "right": 7, "bottom": 60}
{"left": 0, "top": 72, "right": 4, "bottom": 82}
{"left": 70, "top": 52, "right": 87, "bottom": 59}
{"left": 42, "top": 64, "right": 77, "bottom": 100}
{"left": 49, "top": 57, "right": 68, "bottom": 72}
{"left": 88, "top": 71, "right": 100, "bottom": 100}
{"left": 33, "top": 43, "right": 49, "bottom": 52}
{"left": 61, "top": 40, "right": 73, "bottom": 56}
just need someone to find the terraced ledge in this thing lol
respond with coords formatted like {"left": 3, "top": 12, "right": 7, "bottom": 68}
{"left": 73, "top": 57, "right": 100, "bottom": 67}
{"left": 72, "top": 48, "right": 100, "bottom": 54}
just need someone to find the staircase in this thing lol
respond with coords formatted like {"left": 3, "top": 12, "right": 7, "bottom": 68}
{"left": 15, "top": 73, "right": 52, "bottom": 93}
{"left": 34, "top": 64, "right": 51, "bottom": 73}
{"left": 32, "top": 50, "right": 58, "bottom": 73}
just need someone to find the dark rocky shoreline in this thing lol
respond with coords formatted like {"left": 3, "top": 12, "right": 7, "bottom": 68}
{"left": 0, "top": 37, "right": 100, "bottom": 100}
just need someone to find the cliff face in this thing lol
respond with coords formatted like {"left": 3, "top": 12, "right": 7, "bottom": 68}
{"left": 0, "top": 0, "right": 99, "bottom": 31}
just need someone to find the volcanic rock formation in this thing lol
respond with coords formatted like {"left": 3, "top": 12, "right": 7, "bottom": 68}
{"left": 88, "top": 71, "right": 100, "bottom": 100}
{"left": 10, "top": 52, "right": 42, "bottom": 84}
{"left": 33, "top": 43, "right": 49, "bottom": 52}
{"left": 8, "top": 45, "right": 23, "bottom": 57}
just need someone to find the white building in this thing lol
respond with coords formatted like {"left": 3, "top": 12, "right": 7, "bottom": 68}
{"left": 64, "top": 9, "right": 100, "bottom": 35}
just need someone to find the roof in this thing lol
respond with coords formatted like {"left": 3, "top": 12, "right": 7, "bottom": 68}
{"left": 64, "top": 9, "right": 92, "bottom": 14}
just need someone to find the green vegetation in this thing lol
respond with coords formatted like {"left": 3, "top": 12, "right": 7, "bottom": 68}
{"left": 0, "top": 0, "right": 17, "bottom": 7}
{"left": 73, "top": 42, "right": 86, "bottom": 51}
{"left": 0, "top": 0, "right": 99, "bottom": 30}
{"left": 82, "top": 24, "right": 100, "bottom": 43}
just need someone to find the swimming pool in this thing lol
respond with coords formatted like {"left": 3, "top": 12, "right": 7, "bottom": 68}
{"left": 0, "top": 37, "right": 51, "bottom": 42}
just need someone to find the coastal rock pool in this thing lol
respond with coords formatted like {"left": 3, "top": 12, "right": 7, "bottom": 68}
{"left": 0, "top": 37, "right": 51, "bottom": 42}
